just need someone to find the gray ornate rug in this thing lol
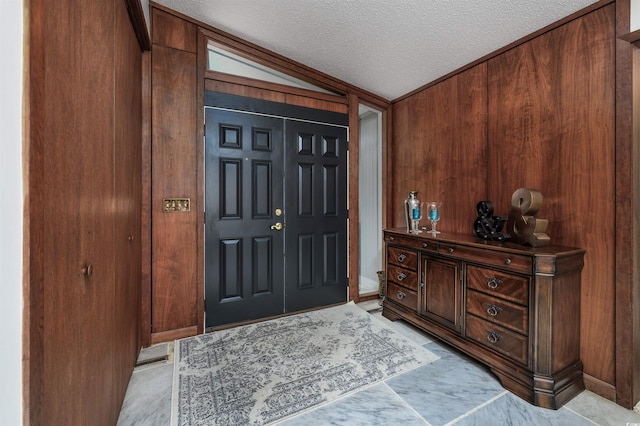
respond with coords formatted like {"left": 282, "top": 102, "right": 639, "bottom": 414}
{"left": 171, "top": 302, "right": 439, "bottom": 425}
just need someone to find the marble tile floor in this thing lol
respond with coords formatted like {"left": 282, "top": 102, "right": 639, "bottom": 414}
{"left": 118, "top": 300, "right": 640, "bottom": 426}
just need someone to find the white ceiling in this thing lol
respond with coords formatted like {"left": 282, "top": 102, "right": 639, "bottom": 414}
{"left": 154, "top": 0, "right": 600, "bottom": 101}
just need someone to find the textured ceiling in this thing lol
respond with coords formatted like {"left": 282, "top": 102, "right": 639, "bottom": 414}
{"left": 154, "top": 0, "right": 599, "bottom": 101}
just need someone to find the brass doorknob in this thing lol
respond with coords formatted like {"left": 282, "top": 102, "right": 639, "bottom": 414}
{"left": 270, "top": 222, "right": 284, "bottom": 231}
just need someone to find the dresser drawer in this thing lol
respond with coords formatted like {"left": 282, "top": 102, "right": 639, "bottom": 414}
{"left": 466, "top": 315, "right": 528, "bottom": 365}
{"left": 466, "top": 289, "right": 528, "bottom": 335}
{"left": 467, "top": 265, "right": 529, "bottom": 306}
{"left": 439, "top": 243, "right": 532, "bottom": 274}
{"left": 387, "top": 264, "right": 418, "bottom": 291}
{"left": 386, "top": 281, "right": 418, "bottom": 311}
{"left": 387, "top": 246, "right": 418, "bottom": 270}
{"left": 384, "top": 233, "right": 438, "bottom": 253}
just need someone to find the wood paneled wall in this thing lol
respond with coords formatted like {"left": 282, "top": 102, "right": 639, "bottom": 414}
{"left": 390, "top": 1, "right": 639, "bottom": 407}
{"left": 25, "top": 0, "right": 145, "bottom": 424}
{"left": 391, "top": 64, "right": 487, "bottom": 234}
{"left": 487, "top": 5, "right": 616, "bottom": 387}
{"left": 150, "top": 8, "right": 201, "bottom": 342}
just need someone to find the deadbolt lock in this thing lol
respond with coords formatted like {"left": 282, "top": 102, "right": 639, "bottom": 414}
{"left": 275, "top": 208, "right": 283, "bottom": 217}
{"left": 270, "top": 222, "right": 284, "bottom": 231}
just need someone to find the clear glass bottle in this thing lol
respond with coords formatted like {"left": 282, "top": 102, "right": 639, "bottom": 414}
{"left": 404, "top": 191, "right": 422, "bottom": 234}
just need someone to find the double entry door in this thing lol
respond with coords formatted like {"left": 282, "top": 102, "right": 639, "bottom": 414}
{"left": 205, "top": 92, "right": 349, "bottom": 328}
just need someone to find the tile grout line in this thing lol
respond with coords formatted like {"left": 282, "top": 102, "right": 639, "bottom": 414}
{"left": 442, "top": 390, "right": 509, "bottom": 426}
{"left": 562, "top": 406, "right": 602, "bottom": 425}
{"left": 262, "top": 343, "right": 438, "bottom": 425}
{"left": 380, "top": 381, "right": 433, "bottom": 426}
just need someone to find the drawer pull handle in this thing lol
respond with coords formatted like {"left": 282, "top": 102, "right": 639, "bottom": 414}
{"left": 448, "top": 247, "right": 455, "bottom": 253}
{"left": 397, "top": 273, "right": 407, "bottom": 281}
{"left": 486, "top": 304, "right": 503, "bottom": 317}
{"left": 82, "top": 264, "right": 93, "bottom": 277}
{"left": 389, "top": 236, "right": 395, "bottom": 241}
{"left": 487, "top": 277, "right": 502, "bottom": 289}
{"left": 397, "top": 291, "right": 407, "bottom": 300}
{"left": 422, "top": 242, "right": 428, "bottom": 248}
{"left": 504, "top": 258, "right": 512, "bottom": 265}
{"left": 397, "top": 253, "right": 407, "bottom": 262}
{"left": 487, "top": 331, "right": 501, "bottom": 344}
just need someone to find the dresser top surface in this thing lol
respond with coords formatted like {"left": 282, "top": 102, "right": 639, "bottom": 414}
{"left": 384, "top": 228, "right": 584, "bottom": 257}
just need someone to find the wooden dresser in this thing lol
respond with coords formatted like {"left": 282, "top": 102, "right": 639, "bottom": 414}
{"left": 382, "top": 228, "right": 585, "bottom": 409}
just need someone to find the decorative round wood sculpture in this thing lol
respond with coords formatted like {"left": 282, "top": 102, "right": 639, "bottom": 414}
{"left": 506, "top": 188, "right": 550, "bottom": 247}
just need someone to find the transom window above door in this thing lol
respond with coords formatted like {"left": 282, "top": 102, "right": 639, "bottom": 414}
{"left": 207, "top": 42, "right": 338, "bottom": 95}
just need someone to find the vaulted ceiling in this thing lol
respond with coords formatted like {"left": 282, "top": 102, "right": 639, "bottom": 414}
{"left": 154, "top": 0, "right": 600, "bottom": 100}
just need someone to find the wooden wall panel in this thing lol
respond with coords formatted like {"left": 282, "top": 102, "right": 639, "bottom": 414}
{"left": 151, "top": 44, "right": 199, "bottom": 334}
{"left": 348, "top": 93, "right": 360, "bottom": 302}
{"left": 26, "top": 0, "right": 144, "bottom": 424}
{"left": 152, "top": 7, "right": 197, "bottom": 52}
{"left": 205, "top": 79, "right": 286, "bottom": 103}
{"left": 615, "top": 0, "right": 640, "bottom": 408}
{"left": 141, "top": 52, "right": 153, "bottom": 348}
{"left": 285, "top": 94, "right": 348, "bottom": 113}
{"left": 114, "top": 0, "right": 143, "bottom": 408}
{"left": 487, "top": 5, "right": 616, "bottom": 385}
{"left": 204, "top": 77, "right": 349, "bottom": 114}
{"left": 390, "top": 64, "right": 487, "bottom": 234}
{"left": 630, "top": 42, "right": 640, "bottom": 406}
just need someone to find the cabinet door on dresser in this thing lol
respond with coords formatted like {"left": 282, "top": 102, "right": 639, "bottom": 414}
{"left": 421, "top": 256, "right": 462, "bottom": 333}
{"left": 386, "top": 246, "right": 419, "bottom": 311}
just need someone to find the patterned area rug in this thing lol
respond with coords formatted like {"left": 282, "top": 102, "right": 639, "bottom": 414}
{"left": 171, "top": 302, "right": 439, "bottom": 425}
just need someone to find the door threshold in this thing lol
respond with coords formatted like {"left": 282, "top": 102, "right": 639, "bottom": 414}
{"left": 204, "top": 301, "right": 346, "bottom": 333}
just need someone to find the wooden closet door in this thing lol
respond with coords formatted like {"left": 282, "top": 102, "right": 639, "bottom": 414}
{"left": 39, "top": 0, "right": 117, "bottom": 424}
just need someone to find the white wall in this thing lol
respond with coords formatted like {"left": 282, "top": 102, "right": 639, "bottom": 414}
{"left": 142, "top": 0, "right": 150, "bottom": 33}
{"left": 632, "top": 0, "right": 640, "bottom": 31}
{"left": 0, "top": 0, "right": 24, "bottom": 424}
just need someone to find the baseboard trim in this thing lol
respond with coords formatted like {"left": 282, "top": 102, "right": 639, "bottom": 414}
{"left": 357, "top": 292, "right": 381, "bottom": 302}
{"left": 583, "top": 373, "right": 616, "bottom": 402}
{"left": 151, "top": 326, "right": 198, "bottom": 344}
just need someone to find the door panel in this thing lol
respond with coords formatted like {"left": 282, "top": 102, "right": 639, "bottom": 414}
{"left": 205, "top": 108, "right": 285, "bottom": 327}
{"left": 422, "top": 257, "right": 462, "bottom": 332}
{"left": 284, "top": 121, "right": 348, "bottom": 312}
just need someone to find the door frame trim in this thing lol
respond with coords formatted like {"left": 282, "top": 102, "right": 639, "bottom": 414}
{"left": 205, "top": 105, "right": 349, "bottom": 130}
